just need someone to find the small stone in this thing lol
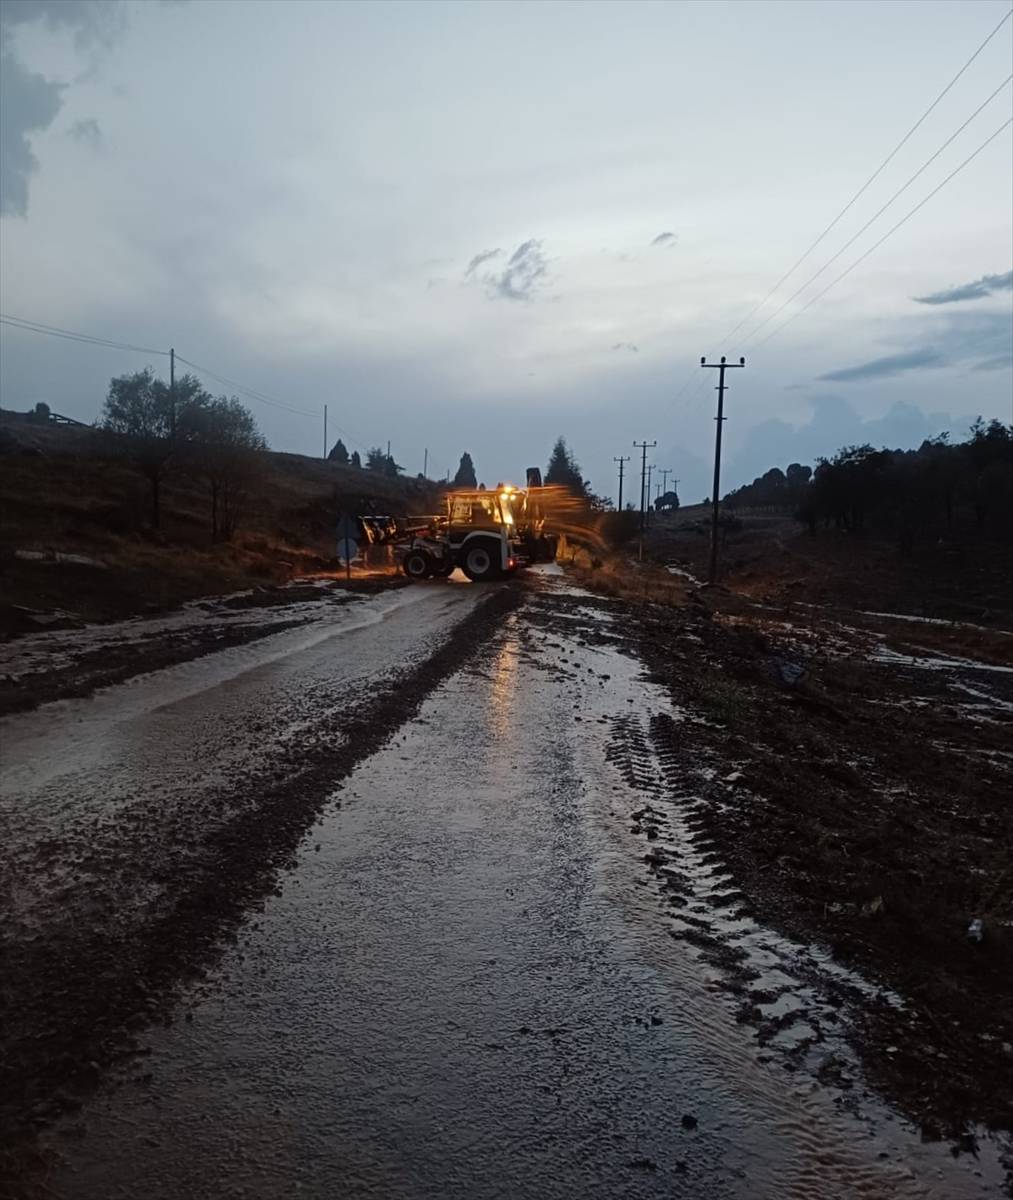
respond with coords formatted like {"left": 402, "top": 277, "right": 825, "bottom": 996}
{"left": 627, "top": 1157, "right": 657, "bottom": 1171}
{"left": 681, "top": 1113, "right": 698, "bottom": 1130}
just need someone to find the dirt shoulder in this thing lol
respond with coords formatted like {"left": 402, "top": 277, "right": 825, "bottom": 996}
{"left": 571, "top": 557, "right": 1013, "bottom": 1137}
{"left": 646, "top": 506, "right": 1013, "bottom": 629}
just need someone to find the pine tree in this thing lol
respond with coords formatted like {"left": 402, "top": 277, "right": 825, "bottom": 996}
{"left": 545, "top": 436, "right": 587, "bottom": 495}
{"left": 453, "top": 452, "right": 477, "bottom": 487}
{"left": 350, "top": 450, "right": 362, "bottom": 468}
{"left": 328, "top": 438, "right": 349, "bottom": 465}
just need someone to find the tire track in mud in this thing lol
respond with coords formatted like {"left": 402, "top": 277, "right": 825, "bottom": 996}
{"left": 514, "top": 578, "right": 1009, "bottom": 1194}
{"left": 605, "top": 706, "right": 901, "bottom": 1094}
{"left": 1, "top": 585, "right": 522, "bottom": 1175}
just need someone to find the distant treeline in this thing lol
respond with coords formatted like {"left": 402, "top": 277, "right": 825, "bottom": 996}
{"left": 724, "top": 418, "right": 1013, "bottom": 547}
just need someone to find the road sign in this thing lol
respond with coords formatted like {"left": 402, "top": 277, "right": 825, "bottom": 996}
{"left": 337, "top": 536, "right": 358, "bottom": 581}
{"left": 335, "top": 513, "right": 359, "bottom": 541}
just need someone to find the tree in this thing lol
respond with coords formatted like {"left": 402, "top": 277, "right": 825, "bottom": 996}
{"left": 101, "top": 368, "right": 211, "bottom": 528}
{"left": 453, "top": 452, "right": 477, "bottom": 487}
{"left": 350, "top": 450, "right": 362, "bottom": 468}
{"left": 655, "top": 489, "right": 680, "bottom": 511}
{"left": 366, "top": 446, "right": 403, "bottom": 477}
{"left": 183, "top": 396, "right": 266, "bottom": 540}
{"left": 545, "top": 436, "right": 588, "bottom": 496}
{"left": 328, "top": 438, "right": 349, "bottom": 465}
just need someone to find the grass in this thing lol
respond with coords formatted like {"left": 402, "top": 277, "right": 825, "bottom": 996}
{"left": 0, "top": 415, "right": 437, "bottom": 624}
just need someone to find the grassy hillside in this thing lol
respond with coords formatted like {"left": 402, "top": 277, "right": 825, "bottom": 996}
{"left": 642, "top": 504, "right": 1013, "bottom": 628}
{"left": 0, "top": 413, "right": 441, "bottom": 627}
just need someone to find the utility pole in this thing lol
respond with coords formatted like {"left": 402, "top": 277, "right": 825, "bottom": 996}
{"left": 613, "top": 455, "right": 630, "bottom": 511}
{"left": 659, "top": 468, "right": 672, "bottom": 496}
{"left": 387, "top": 439, "right": 391, "bottom": 461}
{"left": 323, "top": 405, "right": 328, "bottom": 460}
{"left": 701, "top": 355, "right": 746, "bottom": 584}
{"left": 633, "top": 439, "right": 656, "bottom": 561}
{"left": 423, "top": 447, "right": 428, "bottom": 478}
{"left": 645, "top": 464, "right": 654, "bottom": 528}
{"left": 169, "top": 347, "right": 176, "bottom": 439}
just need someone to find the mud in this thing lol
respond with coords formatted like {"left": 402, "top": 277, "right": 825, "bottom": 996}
{"left": 26, "top": 573, "right": 1008, "bottom": 1197}
{"left": 3, "top": 566, "right": 1011, "bottom": 1197}
{"left": 0, "top": 582, "right": 518, "bottom": 1183}
{"left": 616, "top": 586, "right": 1013, "bottom": 1138}
{"left": 0, "top": 577, "right": 409, "bottom": 717}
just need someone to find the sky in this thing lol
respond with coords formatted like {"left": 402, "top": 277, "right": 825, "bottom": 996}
{"left": 1, "top": 0, "right": 1011, "bottom": 503}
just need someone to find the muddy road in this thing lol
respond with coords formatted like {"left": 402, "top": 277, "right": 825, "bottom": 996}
{"left": 2, "top": 568, "right": 1010, "bottom": 1197}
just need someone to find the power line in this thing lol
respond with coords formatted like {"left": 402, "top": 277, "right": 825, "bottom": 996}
{"left": 174, "top": 358, "right": 375, "bottom": 450}
{"left": 0, "top": 310, "right": 364, "bottom": 439}
{"left": 742, "top": 72, "right": 1013, "bottom": 346}
{"left": 753, "top": 115, "right": 1013, "bottom": 351}
{"left": 664, "top": 6, "right": 1013, "bottom": 413}
{"left": 173, "top": 354, "right": 318, "bottom": 419}
{"left": 722, "top": 5, "right": 1013, "bottom": 344}
{"left": 0, "top": 313, "right": 168, "bottom": 357}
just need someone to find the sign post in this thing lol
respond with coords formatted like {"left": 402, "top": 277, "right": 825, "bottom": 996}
{"left": 337, "top": 538, "right": 358, "bottom": 580}
{"left": 336, "top": 513, "right": 359, "bottom": 581}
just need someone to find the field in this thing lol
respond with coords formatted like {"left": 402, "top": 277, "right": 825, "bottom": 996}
{"left": 0, "top": 413, "right": 437, "bottom": 631}
{"left": 568, "top": 507, "right": 1013, "bottom": 1133}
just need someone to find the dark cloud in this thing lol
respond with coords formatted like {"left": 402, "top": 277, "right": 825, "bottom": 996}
{"left": 484, "top": 239, "right": 547, "bottom": 301}
{"left": 1, "top": 1, "right": 123, "bottom": 216}
{"left": 611, "top": 342, "right": 638, "bottom": 353}
{"left": 68, "top": 116, "right": 101, "bottom": 148}
{"left": 0, "top": 53, "right": 63, "bottom": 215}
{"left": 1, "top": 1, "right": 124, "bottom": 47}
{"left": 465, "top": 247, "right": 500, "bottom": 277}
{"left": 913, "top": 270, "right": 1013, "bottom": 305}
{"left": 817, "top": 349, "right": 946, "bottom": 383}
{"left": 651, "top": 231, "right": 676, "bottom": 247}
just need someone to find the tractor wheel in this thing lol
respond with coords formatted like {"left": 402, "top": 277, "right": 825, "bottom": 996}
{"left": 461, "top": 543, "right": 500, "bottom": 582}
{"left": 431, "top": 559, "right": 455, "bottom": 577}
{"left": 402, "top": 549, "right": 433, "bottom": 580}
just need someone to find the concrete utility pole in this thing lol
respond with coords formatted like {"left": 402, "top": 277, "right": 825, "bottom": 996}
{"left": 645, "top": 464, "right": 654, "bottom": 527}
{"left": 633, "top": 439, "right": 656, "bottom": 561}
{"left": 613, "top": 455, "right": 630, "bottom": 512}
{"left": 169, "top": 347, "right": 176, "bottom": 439}
{"left": 701, "top": 356, "right": 746, "bottom": 584}
{"left": 323, "top": 405, "right": 328, "bottom": 460}
{"left": 659, "top": 468, "right": 672, "bottom": 496}
{"left": 423, "top": 447, "right": 428, "bottom": 478}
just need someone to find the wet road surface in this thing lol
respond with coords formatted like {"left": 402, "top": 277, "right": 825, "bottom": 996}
{"left": 24, "top": 570, "right": 1007, "bottom": 1198}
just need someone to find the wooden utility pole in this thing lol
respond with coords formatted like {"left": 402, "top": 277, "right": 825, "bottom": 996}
{"left": 613, "top": 455, "right": 630, "bottom": 511}
{"left": 423, "top": 447, "right": 428, "bottom": 478}
{"left": 645, "top": 464, "right": 654, "bottom": 527}
{"left": 633, "top": 439, "right": 656, "bottom": 560}
{"left": 169, "top": 347, "right": 176, "bottom": 439}
{"left": 701, "top": 356, "right": 745, "bottom": 584}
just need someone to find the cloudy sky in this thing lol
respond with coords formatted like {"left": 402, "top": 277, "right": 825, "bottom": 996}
{"left": 2, "top": 0, "right": 1011, "bottom": 501}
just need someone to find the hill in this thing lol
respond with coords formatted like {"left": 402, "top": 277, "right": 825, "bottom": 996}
{"left": 0, "top": 411, "right": 441, "bottom": 630}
